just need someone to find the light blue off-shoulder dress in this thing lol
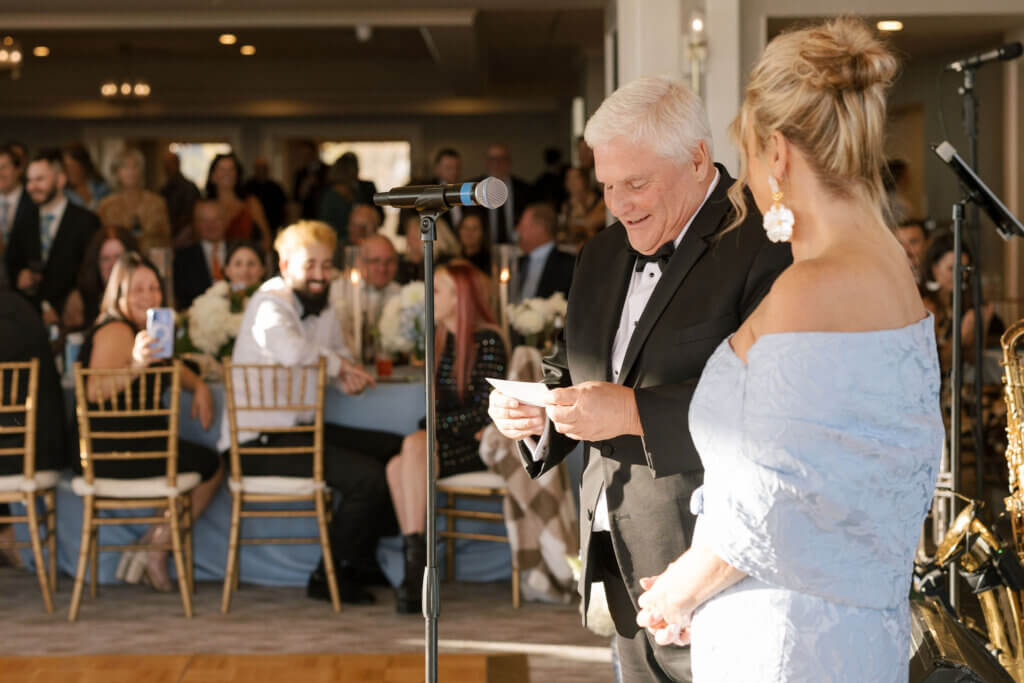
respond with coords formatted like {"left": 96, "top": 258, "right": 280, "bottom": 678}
{"left": 687, "top": 316, "right": 944, "bottom": 682}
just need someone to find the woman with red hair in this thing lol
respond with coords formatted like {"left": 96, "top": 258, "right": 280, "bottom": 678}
{"left": 386, "top": 259, "right": 508, "bottom": 613}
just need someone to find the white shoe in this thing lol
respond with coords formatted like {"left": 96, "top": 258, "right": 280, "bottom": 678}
{"left": 115, "top": 551, "right": 137, "bottom": 581}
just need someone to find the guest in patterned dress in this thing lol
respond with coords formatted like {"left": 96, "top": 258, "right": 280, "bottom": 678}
{"left": 385, "top": 259, "right": 508, "bottom": 613}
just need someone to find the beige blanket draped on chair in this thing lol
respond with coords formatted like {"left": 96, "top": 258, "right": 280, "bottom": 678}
{"left": 477, "top": 345, "right": 579, "bottom": 604}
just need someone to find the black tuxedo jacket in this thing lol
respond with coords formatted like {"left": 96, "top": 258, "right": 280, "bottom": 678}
{"left": 5, "top": 200, "right": 99, "bottom": 311}
{"left": 519, "top": 166, "right": 791, "bottom": 635}
{"left": 173, "top": 243, "right": 214, "bottom": 310}
{"left": 519, "top": 246, "right": 574, "bottom": 300}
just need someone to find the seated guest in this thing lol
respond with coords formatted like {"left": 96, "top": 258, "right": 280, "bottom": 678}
{"left": 5, "top": 149, "right": 100, "bottom": 324}
{"left": 97, "top": 148, "right": 172, "bottom": 254}
{"left": 560, "top": 166, "right": 606, "bottom": 244}
{"left": 385, "top": 260, "right": 508, "bottom": 613}
{"left": 62, "top": 143, "right": 111, "bottom": 212}
{"left": 205, "top": 153, "right": 271, "bottom": 255}
{"left": 77, "top": 251, "right": 222, "bottom": 591}
{"left": 62, "top": 226, "right": 139, "bottom": 331}
{"left": 0, "top": 291, "right": 68, "bottom": 565}
{"left": 895, "top": 218, "right": 927, "bottom": 287}
{"left": 922, "top": 231, "right": 1002, "bottom": 372}
{"left": 457, "top": 208, "right": 491, "bottom": 275}
{"left": 515, "top": 202, "right": 573, "bottom": 301}
{"left": 346, "top": 203, "right": 381, "bottom": 246}
{"left": 223, "top": 241, "right": 266, "bottom": 292}
{"left": 396, "top": 209, "right": 459, "bottom": 284}
{"left": 221, "top": 220, "right": 404, "bottom": 604}
{"left": 174, "top": 200, "right": 228, "bottom": 310}
{"left": 330, "top": 234, "right": 400, "bottom": 355}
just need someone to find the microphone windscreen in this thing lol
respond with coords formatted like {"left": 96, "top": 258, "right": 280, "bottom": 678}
{"left": 474, "top": 177, "right": 508, "bottom": 209}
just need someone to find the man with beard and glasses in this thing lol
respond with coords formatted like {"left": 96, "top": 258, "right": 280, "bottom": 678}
{"left": 5, "top": 148, "right": 99, "bottom": 322}
{"left": 220, "top": 220, "right": 404, "bottom": 605}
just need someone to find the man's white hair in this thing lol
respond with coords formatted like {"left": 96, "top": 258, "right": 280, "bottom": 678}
{"left": 584, "top": 76, "right": 713, "bottom": 163}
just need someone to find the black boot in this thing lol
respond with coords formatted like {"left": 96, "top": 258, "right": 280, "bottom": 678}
{"left": 395, "top": 533, "right": 425, "bottom": 614}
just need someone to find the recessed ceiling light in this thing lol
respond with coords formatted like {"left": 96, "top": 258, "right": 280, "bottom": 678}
{"left": 219, "top": 33, "right": 237, "bottom": 45}
{"left": 100, "top": 82, "right": 118, "bottom": 97}
{"left": 877, "top": 20, "right": 903, "bottom": 32}
{"left": 33, "top": 46, "right": 49, "bottom": 57}
{"left": 240, "top": 44, "right": 255, "bottom": 56}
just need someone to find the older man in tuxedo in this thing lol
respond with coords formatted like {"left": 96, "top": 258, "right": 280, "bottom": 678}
{"left": 489, "top": 77, "right": 791, "bottom": 682}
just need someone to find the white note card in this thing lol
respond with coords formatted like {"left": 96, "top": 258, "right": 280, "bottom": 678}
{"left": 485, "top": 378, "right": 551, "bottom": 407}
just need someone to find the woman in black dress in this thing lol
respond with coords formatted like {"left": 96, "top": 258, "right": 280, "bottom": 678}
{"left": 76, "top": 251, "right": 222, "bottom": 591}
{"left": 385, "top": 260, "right": 508, "bottom": 612}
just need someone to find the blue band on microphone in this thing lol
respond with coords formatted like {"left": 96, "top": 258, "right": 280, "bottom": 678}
{"left": 460, "top": 182, "right": 474, "bottom": 206}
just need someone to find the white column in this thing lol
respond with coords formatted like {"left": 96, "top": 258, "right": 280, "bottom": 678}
{"left": 614, "top": 0, "right": 685, "bottom": 85}
{"left": 704, "top": 0, "right": 742, "bottom": 172}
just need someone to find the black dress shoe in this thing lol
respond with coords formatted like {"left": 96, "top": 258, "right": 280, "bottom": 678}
{"left": 343, "top": 564, "right": 390, "bottom": 587}
{"left": 307, "top": 564, "right": 376, "bottom": 605}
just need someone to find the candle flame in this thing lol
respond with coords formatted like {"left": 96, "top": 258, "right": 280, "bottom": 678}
{"left": 500, "top": 267, "right": 510, "bottom": 283}
{"left": 350, "top": 270, "right": 361, "bottom": 285}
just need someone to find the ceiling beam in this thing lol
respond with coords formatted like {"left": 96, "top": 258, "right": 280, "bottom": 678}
{"left": 0, "top": 9, "right": 476, "bottom": 30}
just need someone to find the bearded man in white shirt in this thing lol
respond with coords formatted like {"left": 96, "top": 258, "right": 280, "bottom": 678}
{"left": 221, "top": 220, "right": 403, "bottom": 605}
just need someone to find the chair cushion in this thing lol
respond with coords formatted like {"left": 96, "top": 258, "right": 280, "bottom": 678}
{"left": 70, "top": 473, "right": 201, "bottom": 498}
{"left": 438, "top": 470, "right": 506, "bottom": 490}
{"left": 0, "top": 470, "right": 60, "bottom": 493}
{"left": 228, "top": 476, "right": 325, "bottom": 496}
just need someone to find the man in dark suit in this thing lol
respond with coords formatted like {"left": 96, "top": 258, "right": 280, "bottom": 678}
{"left": 0, "top": 144, "right": 33, "bottom": 289}
{"left": 515, "top": 202, "right": 573, "bottom": 301}
{"left": 5, "top": 149, "right": 99, "bottom": 323}
{"left": 174, "top": 200, "right": 227, "bottom": 310}
{"left": 489, "top": 77, "right": 791, "bottom": 682}
{"left": 483, "top": 143, "right": 533, "bottom": 245}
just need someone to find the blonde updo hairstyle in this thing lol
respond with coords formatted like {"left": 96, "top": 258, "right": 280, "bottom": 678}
{"left": 728, "top": 17, "right": 899, "bottom": 229}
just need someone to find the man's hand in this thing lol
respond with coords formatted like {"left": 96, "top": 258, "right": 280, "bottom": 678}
{"left": 40, "top": 305, "right": 59, "bottom": 327}
{"left": 488, "top": 390, "right": 546, "bottom": 440}
{"left": 16, "top": 268, "right": 41, "bottom": 292}
{"left": 338, "top": 358, "right": 375, "bottom": 395}
{"left": 545, "top": 381, "right": 642, "bottom": 442}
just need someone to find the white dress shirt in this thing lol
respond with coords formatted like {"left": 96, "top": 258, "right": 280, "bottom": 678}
{"left": 39, "top": 197, "right": 68, "bottom": 264}
{"left": 519, "top": 240, "right": 555, "bottom": 300}
{"left": 200, "top": 240, "right": 226, "bottom": 278}
{"left": 217, "top": 276, "right": 353, "bottom": 452}
{"left": 528, "top": 170, "right": 719, "bottom": 533}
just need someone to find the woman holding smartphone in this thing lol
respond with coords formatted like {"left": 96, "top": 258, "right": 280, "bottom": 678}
{"left": 75, "top": 251, "right": 222, "bottom": 591}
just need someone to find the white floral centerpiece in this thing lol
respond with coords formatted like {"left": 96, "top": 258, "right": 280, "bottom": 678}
{"left": 378, "top": 281, "right": 426, "bottom": 360}
{"left": 175, "top": 281, "right": 255, "bottom": 377}
{"left": 509, "top": 292, "right": 567, "bottom": 349}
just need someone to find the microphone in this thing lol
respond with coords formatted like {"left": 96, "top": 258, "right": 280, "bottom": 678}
{"left": 932, "top": 141, "right": 1024, "bottom": 240}
{"left": 373, "top": 177, "right": 508, "bottom": 212}
{"left": 945, "top": 41, "right": 1022, "bottom": 72}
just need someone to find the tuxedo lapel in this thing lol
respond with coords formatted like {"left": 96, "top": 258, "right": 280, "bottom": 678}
{"left": 616, "top": 167, "right": 733, "bottom": 385}
{"left": 574, "top": 231, "right": 634, "bottom": 383}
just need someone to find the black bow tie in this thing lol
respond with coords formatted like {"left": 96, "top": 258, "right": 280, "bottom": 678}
{"left": 630, "top": 241, "right": 676, "bottom": 272}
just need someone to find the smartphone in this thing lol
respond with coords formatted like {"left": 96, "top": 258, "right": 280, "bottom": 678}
{"left": 146, "top": 307, "right": 175, "bottom": 360}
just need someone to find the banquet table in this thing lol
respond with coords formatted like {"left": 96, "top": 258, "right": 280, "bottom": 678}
{"left": 16, "top": 370, "right": 516, "bottom": 590}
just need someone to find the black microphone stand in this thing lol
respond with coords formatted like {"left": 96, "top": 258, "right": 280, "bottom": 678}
{"left": 948, "top": 200, "right": 966, "bottom": 614}
{"left": 958, "top": 66, "right": 987, "bottom": 505}
{"left": 416, "top": 205, "right": 441, "bottom": 683}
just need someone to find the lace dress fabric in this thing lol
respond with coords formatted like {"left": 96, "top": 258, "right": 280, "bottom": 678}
{"left": 687, "top": 316, "right": 944, "bottom": 682}
{"left": 434, "top": 329, "right": 508, "bottom": 478}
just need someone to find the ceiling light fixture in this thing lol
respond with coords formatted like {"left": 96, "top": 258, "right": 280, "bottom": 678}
{"left": 100, "top": 79, "right": 152, "bottom": 99}
{"left": 0, "top": 36, "right": 23, "bottom": 79}
{"left": 32, "top": 46, "right": 49, "bottom": 58}
{"left": 240, "top": 44, "right": 255, "bottom": 56}
{"left": 877, "top": 20, "right": 904, "bottom": 32}
{"left": 355, "top": 24, "right": 373, "bottom": 43}
{"left": 219, "top": 33, "right": 237, "bottom": 45}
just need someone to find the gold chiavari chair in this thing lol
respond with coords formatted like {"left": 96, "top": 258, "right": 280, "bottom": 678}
{"left": 69, "top": 360, "right": 196, "bottom": 622}
{"left": 437, "top": 471, "right": 520, "bottom": 608}
{"left": 0, "top": 359, "right": 58, "bottom": 614}
{"left": 221, "top": 358, "right": 340, "bottom": 613}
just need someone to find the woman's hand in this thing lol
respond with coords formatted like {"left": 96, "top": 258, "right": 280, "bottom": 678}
{"left": 636, "top": 557, "right": 697, "bottom": 648}
{"left": 191, "top": 380, "right": 215, "bottom": 431}
{"left": 131, "top": 330, "right": 159, "bottom": 368}
{"left": 338, "top": 358, "right": 375, "bottom": 395}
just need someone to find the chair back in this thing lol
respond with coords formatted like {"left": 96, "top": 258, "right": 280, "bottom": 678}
{"left": 222, "top": 359, "right": 326, "bottom": 484}
{"left": 72, "top": 361, "right": 181, "bottom": 488}
{"left": 0, "top": 359, "right": 39, "bottom": 479}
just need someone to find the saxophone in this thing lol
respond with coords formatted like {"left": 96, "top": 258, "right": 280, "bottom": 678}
{"left": 1003, "top": 321, "right": 1024, "bottom": 572}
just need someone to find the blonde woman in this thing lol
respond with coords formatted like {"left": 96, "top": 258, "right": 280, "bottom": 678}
{"left": 635, "top": 18, "right": 943, "bottom": 681}
{"left": 97, "top": 148, "right": 172, "bottom": 254}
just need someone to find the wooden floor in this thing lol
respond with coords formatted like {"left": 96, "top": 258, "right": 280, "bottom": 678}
{"left": 1, "top": 567, "right": 613, "bottom": 682}
{"left": 0, "top": 653, "right": 532, "bottom": 683}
